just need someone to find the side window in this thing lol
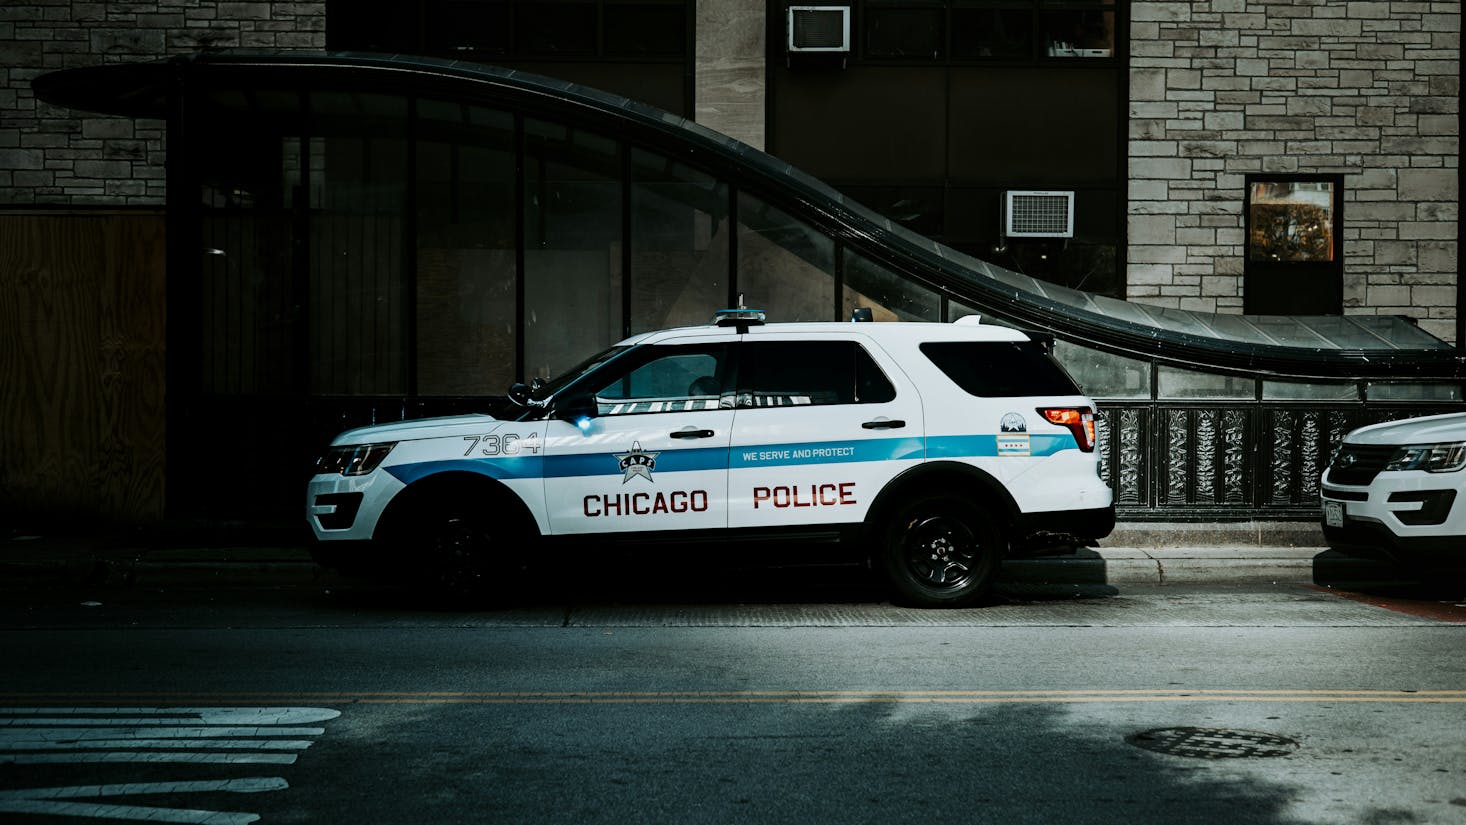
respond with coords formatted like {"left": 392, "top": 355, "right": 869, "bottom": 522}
{"left": 737, "top": 341, "right": 896, "bottom": 407}
{"left": 921, "top": 341, "right": 1081, "bottom": 397}
{"left": 591, "top": 345, "right": 728, "bottom": 415}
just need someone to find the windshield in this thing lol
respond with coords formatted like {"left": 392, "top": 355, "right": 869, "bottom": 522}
{"left": 533, "top": 345, "right": 631, "bottom": 400}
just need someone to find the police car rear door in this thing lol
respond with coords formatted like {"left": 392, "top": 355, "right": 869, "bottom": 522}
{"left": 727, "top": 334, "right": 924, "bottom": 530}
{"left": 541, "top": 340, "right": 734, "bottom": 535}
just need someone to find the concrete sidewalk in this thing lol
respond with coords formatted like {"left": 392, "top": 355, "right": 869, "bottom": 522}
{"left": 0, "top": 520, "right": 1349, "bottom": 589}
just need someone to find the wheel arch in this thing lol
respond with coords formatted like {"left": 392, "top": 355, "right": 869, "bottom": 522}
{"left": 374, "top": 470, "right": 540, "bottom": 543}
{"left": 863, "top": 461, "right": 1020, "bottom": 551}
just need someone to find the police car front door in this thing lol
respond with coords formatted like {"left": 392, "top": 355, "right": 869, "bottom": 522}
{"left": 542, "top": 342, "right": 733, "bottom": 535}
{"left": 728, "top": 337, "right": 924, "bottom": 530}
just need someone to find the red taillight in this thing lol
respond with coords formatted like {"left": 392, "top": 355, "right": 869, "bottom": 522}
{"left": 1038, "top": 407, "right": 1096, "bottom": 452}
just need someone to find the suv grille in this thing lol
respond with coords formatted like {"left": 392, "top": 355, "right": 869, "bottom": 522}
{"left": 1326, "top": 444, "right": 1397, "bottom": 486}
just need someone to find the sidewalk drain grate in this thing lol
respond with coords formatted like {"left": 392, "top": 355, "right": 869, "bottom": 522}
{"left": 1126, "top": 727, "right": 1299, "bottom": 759}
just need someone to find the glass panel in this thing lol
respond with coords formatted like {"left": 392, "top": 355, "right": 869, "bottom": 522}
{"left": 426, "top": 0, "right": 511, "bottom": 56}
{"left": 416, "top": 103, "right": 517, "bottom": 395}
{"left": 1042, "top": 6, "right": 1115, "bottom": 57}
{"left": 842, "top": 250, "right": 939, "bottom": 322}
{"left": 523, "top": 119, "right": 623, "bottom": 382}
{"left": 629, "top": 149, "right": 729, "bottom": 333}
{"left": 1366, "top": 383, "right": 1465, "bottom": 402}
{"left": 1248, "top": 181, "right": 1336, "bottom": 262}
{"left": 865, "top": 6, "right": 944, "bottom": 59}
{"left": 1157, "top": 366, "right": 1256, "bottom": 400}
{"left": 736, "top": 193, "right": 835, "bottom": 322}
{"left": 922, "top": 342, "right": 1082, "bottom": 397}
{"left": 604, "top": 1, "right": 687, "bottom": 58}
{"left": 593, "top": 345, "right": 728, "bottom": 416}
{"left": 197, "top": 104, "right": 300, "bottom": 396}
{"left": 738, "top": 342, "right": 890, "bottom": 406}
{"left": 951, "top": 7, "right": 1033, "bottom": 60}
{"left": 1262, "top": 381, "right": 1360, "bottom": 401}
{"left": 307, "top": 92, "right": 410, "bottom": 395}
{"left": 516, "top": 1, "right": 597, "bottom": 56}
{"left": 1052, "top": 340, "right": 1152, "bottom": 399}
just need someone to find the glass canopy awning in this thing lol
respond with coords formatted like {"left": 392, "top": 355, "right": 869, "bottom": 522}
{"left": 32, "top": 50, "right": 1463, "bottom": 384}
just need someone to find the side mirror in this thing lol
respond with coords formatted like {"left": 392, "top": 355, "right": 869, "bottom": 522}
{"left": 508, "top": 377, "right": 549, "bottom": 406}
{"left": 553, "top": 392, "right": 597, "bottom": 424}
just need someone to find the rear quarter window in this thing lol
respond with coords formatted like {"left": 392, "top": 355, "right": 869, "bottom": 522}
{"left": 921, "top": 341, "right": 1082, "bottom": 397}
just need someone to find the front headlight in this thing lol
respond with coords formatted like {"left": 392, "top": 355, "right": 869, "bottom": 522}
{"left": 1383, "top": 442, "right": 1466, "bottom": 473}
{"left": 316, "top": 442, "right": 396, "bottom": 476}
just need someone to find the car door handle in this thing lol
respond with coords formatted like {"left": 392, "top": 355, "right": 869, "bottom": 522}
{"left": 670, "top": 428, "right": 716, "bottom": 439}
{"left": 862, "top": 418, "right": 905, "bottom": 430}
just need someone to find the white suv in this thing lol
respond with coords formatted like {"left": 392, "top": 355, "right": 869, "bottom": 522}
{"left": 307, "top": 311, "right": 1115, "bottom": 607}
{"left": 1321, "top": 412, "right": 1466, "bottom": 566}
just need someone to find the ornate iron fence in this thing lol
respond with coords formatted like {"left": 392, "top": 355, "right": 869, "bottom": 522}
{"left": 1097, "top": 402, "right": 1463, "bottom": 520}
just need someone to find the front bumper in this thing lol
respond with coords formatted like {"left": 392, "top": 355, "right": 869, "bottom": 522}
{"left": 1320, "top": 472, "right": 1465, "bottom": 562}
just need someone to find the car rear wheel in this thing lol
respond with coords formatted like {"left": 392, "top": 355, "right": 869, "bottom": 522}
{"left": 880, "top": 495, "right": 1001, "bottom": 608}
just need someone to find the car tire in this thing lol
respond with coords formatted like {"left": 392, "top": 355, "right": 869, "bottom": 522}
{"left": 879, "top": 495, "right": 1001, "bottom": 608}
{"left": 420, "top": 502, "right": 523, "bottom": 601}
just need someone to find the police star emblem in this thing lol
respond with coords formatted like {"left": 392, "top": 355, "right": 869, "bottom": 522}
{"left": 615, "top": 441, "right": 659, "bottom": 483}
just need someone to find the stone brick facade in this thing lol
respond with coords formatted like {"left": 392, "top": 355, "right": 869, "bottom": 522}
{"left": 0, "top": 1, "right": 325, "bottom": 205}
{"left": 1128, "top": 0, "right": 1460, "bottom": 343}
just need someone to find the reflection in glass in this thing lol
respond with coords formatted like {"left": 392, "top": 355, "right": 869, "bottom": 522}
{"left": 1262, "top": 381, "right": 1359, "bottom": 401}
{"left": 416, "top": 103, "right": 516, "bottom": 394}
{"left": 1053, "top": 340, "right": 1151, "bottom": 399}
{"left": 736, "top": 193, "right": 835, "bottom": 322}
{"left": 308, "top": 92, "right": 409, "bottom": 395}
{"left": 1366, "top": 383, "right": 1465, "bottom": 402}
{"left": 523, "top": 119, "right": 622, "bottom": 381}
{"left": 1249, "top": 181, "right": 1335, "bottom": 262}
{"left": 842, "top": 250, "right": 939, "bottom": 322}
{"left": 630, "top": 150, "right": 729, "bottom": 333}
{"left": 1157, "top": 366, "right": 1255, "bottom": 400}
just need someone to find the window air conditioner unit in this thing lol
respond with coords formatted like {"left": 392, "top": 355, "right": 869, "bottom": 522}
{"left": 788, "top": 6, "right": 850, "bottom": 53}
{"left": 1004, "top": 190, "right": 1075, "bottom": 238}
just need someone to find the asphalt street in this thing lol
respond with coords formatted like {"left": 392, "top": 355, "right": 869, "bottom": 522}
{"left": 1, "top": 572, "right": 1465, "bottom": 824}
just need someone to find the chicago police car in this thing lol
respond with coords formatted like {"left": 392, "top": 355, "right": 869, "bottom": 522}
{"left": 1321, "top": 412, "right": 1466, "bottom": 567}
{"left": 307, "top": 310, "right": 1115, "bottom": 607}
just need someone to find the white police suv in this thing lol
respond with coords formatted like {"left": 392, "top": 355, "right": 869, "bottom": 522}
{"left": 1321, "top": 412, "right": 1466, "bottom": 566}
{"left": 307, "top": 310, "right": 1115, "bottom": 607}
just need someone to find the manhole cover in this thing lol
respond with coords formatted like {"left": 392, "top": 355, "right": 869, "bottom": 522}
{"left": 1126, "top": 727, "right": 1300, "bottom": 759}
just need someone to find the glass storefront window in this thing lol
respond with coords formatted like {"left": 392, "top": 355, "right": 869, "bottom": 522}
{"left": 1053, "top": 340, "right": 1151, "bottom": 399}
{"left": 1262, "top": 381, "right": 1360, "bottom": 401}
{"left": 1366, "top": 383, "right": 1465, "bottom": 402}
{"left": 736, "top": 193, "right": 835, "bottom": 322}
{"left": 842, "top": 250, "right": 939, "bottom": 322}
{"left": 307, "top": 92, "right": 410, "bottom": 395}
{"left": 416, "top": 102, "right": 517, "bottom": 395}
{"left": 630, "top": 149, "right": 729, "bottom": 333}
{"left": 1248, "top": 180, "right": 1337, "bottom": 263}
{"left": 1157, "top": 365, "right": 1256, "bottom": 400}
{"left": 523, "top": 119, "right": 624, "bottom": 381}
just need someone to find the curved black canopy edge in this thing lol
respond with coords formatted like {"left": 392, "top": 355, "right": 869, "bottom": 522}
{"left": 32, "top": 50, "right": 1465, "bottom": 383}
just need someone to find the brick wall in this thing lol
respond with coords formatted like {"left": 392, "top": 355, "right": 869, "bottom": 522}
{"left": 1128, "top": 0, "right": 1459, "bottom": 343}
{"left": 0, "top": 1, "right": 325, "bottom": 206}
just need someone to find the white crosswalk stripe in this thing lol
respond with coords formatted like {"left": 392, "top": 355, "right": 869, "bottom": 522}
{"left": 0, "top": 707, "right": 338, "bottom": 823}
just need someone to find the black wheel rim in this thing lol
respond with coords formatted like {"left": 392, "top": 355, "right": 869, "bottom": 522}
{"left": 433, "top": 516, "right": 491, "bottom": 594}
{"left": 902, "top": 513, "right": 980, "bottom": 591}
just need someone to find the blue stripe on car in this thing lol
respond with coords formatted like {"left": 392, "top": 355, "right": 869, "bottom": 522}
{"left": 384, "top": 432, "right": 1078, "bottom": 484}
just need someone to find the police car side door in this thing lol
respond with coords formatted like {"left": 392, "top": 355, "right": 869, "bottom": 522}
{"left": 727, "top": 335, "right": 924, "bottom": 530}
{"left": 541, "top": 340, "right": 734, "bottom": 535}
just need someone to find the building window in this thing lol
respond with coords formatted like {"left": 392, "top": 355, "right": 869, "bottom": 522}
{"left": 1247, "top": 179, "right": 1337, "bottom": 263}
{"left": 1243, "top": 174, "right": 1344, "bottom": 314}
